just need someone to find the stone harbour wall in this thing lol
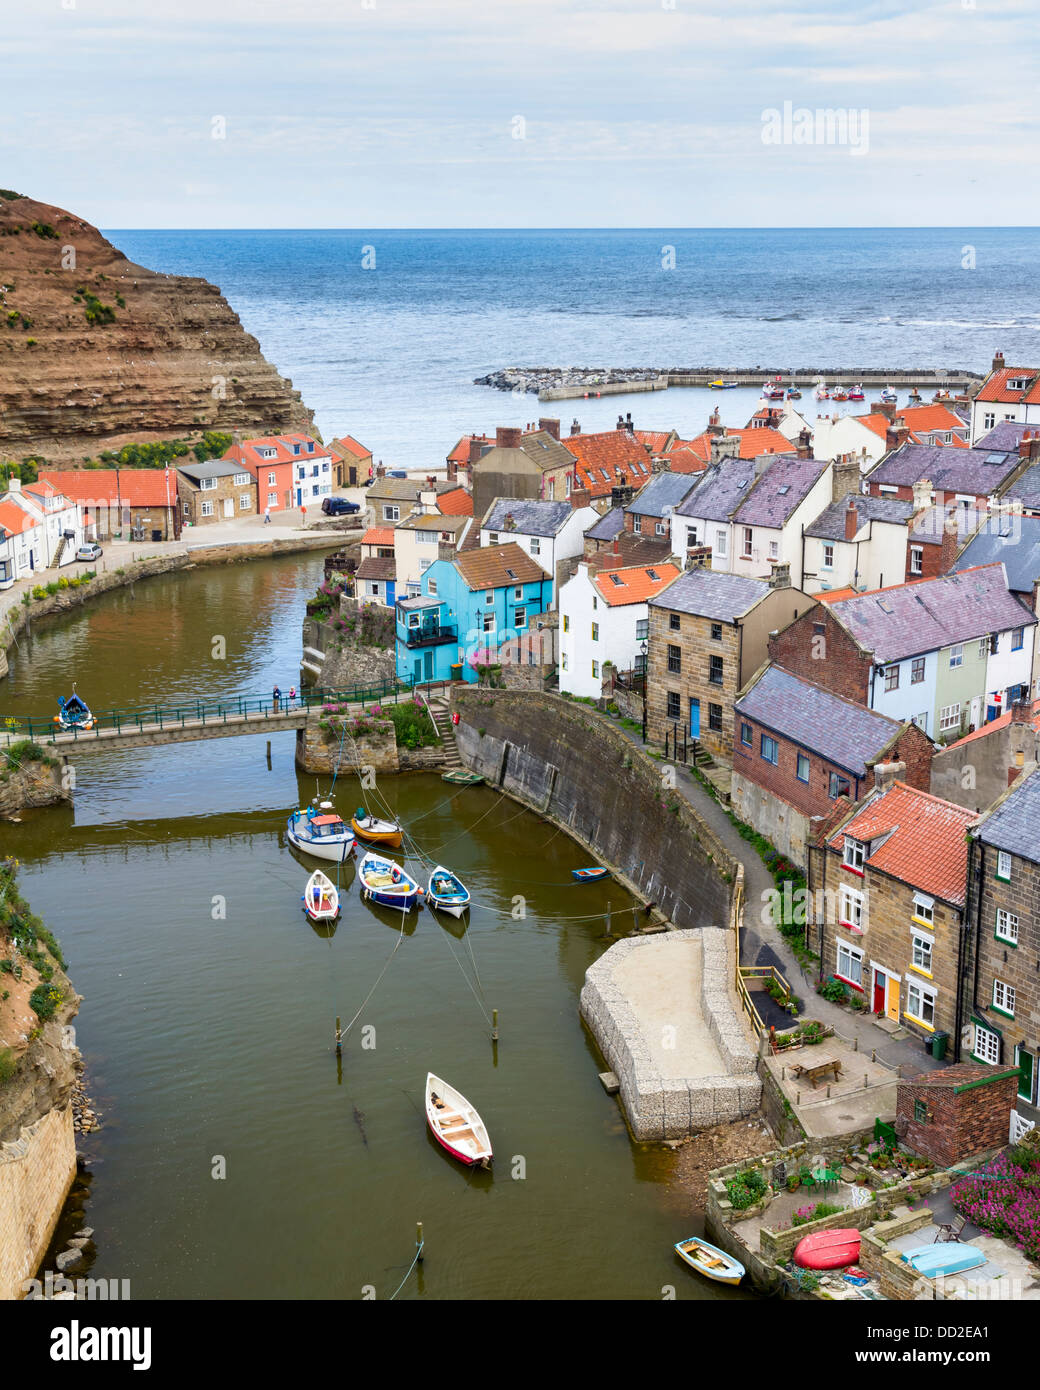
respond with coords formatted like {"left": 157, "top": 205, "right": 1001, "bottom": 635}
{"left": 295, "top": 715, "right": 399, "bottom": 775}
{"left": 0, "top": 1106, "right": 77, "bottom": 1301}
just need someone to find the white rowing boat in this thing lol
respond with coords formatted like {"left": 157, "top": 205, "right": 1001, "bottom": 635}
{"left": 302, "top": 869, "right": 339, "bottom": 922}
{"left": 425, "top": 1071, "right": 492, "bottom": 1168}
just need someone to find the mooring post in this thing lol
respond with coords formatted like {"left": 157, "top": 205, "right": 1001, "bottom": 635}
{"left": 416, "top": 1222, "right": 424, "bottom": 1262}
{"left": 605, "top": 899, "right": 612, "bottom": 935}
{"left": 491, "top": 1008, "right": 499, "bottom": 1043}
{"left": 266, "top": 739, "right": 272, "bottom": 767}
{"left": 335, "top": 1016, "right": 342, "bottom": 1056}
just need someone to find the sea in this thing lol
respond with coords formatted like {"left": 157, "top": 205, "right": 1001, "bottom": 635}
{"left": 106, "top": 227, "right": 1040, "bottom": 471}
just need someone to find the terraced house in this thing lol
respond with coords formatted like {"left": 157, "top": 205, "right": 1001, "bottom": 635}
{"left": 969, "top": 352, "right": 1040, "bottom": 443}
{"left": 964, "top": 767, "right": 1040, "bottom": 1137}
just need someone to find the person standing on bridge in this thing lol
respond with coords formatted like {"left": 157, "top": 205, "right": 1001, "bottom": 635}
{"left": 273, "top": 685, "right": 281, "bottom": 712}
{"left": 289, "top": 685, "right": 297, "bottom": 707}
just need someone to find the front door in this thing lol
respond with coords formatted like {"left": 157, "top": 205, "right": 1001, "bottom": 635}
{"left": 689, "top": 698, "right": 700, "bottom": 738}
{"left": 886, "top": 976, "right": 900, "bottom": 1022}
{"left": 1018, "top": 1046, "right": 1035, "bottom": 1103}
{"left": 223, "top": 497, "right": 234, "bottom": 519}
{"left": 412, "top": 657, "right": 423, "bottom": 684}
{"left": 873, "top": 970, "right": 886, "bottom": 1014}
{"left": 423, "top": 651, "right": 433, "bottom": 681}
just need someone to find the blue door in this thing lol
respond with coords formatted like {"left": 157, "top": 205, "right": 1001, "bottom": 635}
{"left": 689, "top": 698, "right": 700, "bottom": 738}
{"left": 423, "top": 651, "right": 433, "bottom": 681}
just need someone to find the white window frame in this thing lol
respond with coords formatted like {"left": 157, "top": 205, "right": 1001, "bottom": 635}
{"left": 383, "top": 505, "right": 401, "bottom": 522}
{"left": 993, "top": 980, "right": 1016, "bottom": 1016}
{"left": 822, "top": 543, "right": 834, "bottom": 570}
{"left": 973, "top": 1023, "right": 1000, "bottom": 1066}
{"left": 910, "top": 930, "right": 933, "bottom": 975}
{"left": 905, "top": 979, "right": 936, "bottom": 1029}
{"left": 233, "top": 472, "right": 250, "bottom": 486}
{"left": 912, "top": 893, "right": 934, "bottom": 926}
{"left": 839, "top": 885, "right": 864, "bottom": 931}
{"left": 200, "top": 501, "right": 214, "bottom": 517}
{"left": 836, "top": 938, "right": 864, "bottom": 989}
{"left": 842, "top": 837, "right": 865, "bottom": 872}
{"left": 949, "top": 643, "right": 963, "bottom": 668}
{"left": 200, "top": 476, "right": 218, "bottom": 492}
{"left": 939, "top": 703, "right": 962, "bottom": 733}
{"left": 714, "top": 528, "right": 728, "bottom": 559}
{"left": 996, "top": 850, "right": 1012, "bottom": 882}
{"left": 268, "top": 471, "right": 277, "bottom": 486}
{"left": 996, "top": 908, "right": 1019, "bottom": 945}
{"left": 909, "top": 546, "right": 923, "bottom": 576}
{"left": 239, "top": 494, "right": 250, "bottom": 510}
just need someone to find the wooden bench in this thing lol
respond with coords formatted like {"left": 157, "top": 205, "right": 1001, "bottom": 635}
{"left": 790, "top": 1056, "right": 843, "bottom": 1089}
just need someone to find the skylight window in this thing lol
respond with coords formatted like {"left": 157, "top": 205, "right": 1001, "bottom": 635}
{"left": 777, "top": 485, "right": 791, "bottom": 495}
{"left": 876, "top": 598, "right": 894, "bottom": 614}
{"left": 609, "top": 573, "right": 624, "bottom": 586}
{"left": 984, "top": 453, "right": 1007, "bottom": 464}
{"left": 505, "top": 568, "right": 517, "bottom": 579}
{"left": 647, "top": 569, "right": 660, "bottom": 581}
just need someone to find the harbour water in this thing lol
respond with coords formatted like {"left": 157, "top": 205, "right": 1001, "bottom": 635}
{"left": 0, "top": 555, "right": 738, "bottom": 1300}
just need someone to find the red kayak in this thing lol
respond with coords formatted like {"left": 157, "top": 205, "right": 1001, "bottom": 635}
{"left": 793, "top": 1228, "right": 861, "bottom": 1270}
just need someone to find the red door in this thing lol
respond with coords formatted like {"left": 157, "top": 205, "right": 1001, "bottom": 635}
{"left": 873, "top": 971, "right": 886, "bottom": 1013}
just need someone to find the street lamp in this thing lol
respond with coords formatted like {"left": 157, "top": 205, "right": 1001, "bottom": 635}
{"left": 639, "top": 639, "right": 648, "bottom": 743}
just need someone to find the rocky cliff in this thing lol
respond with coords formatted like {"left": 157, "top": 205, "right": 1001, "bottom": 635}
{"left": 0, "top": 191, "right": 314, "bottom": 465}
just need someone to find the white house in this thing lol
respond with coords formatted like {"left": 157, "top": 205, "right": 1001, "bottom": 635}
{"left": 559, "top": 559, "right": 679, "bottom": 698}
{"left": 801, "top": 494, "right": 914, "bottom": 594}
{"left": 803, "top": 404, "right": 968, "bottom": 470}
{"left": 394, "top": 512, "right": 473, "bottom": 596}
{"left": 16, "top": 478, "right": 82, "bottom": 566}
{"left": 480, "top": 498, "right": 598, "bottom": 605}
{"left": 970, "top": 354, "right": 1040, "bottom": 443}
{"left": 0, "top": 493, "right": 45, "bottom": 587}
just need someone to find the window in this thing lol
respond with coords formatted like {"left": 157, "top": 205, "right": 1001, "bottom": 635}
{"left": 836, "top": 940, "right": 863, "bottom": 988}
{"left": 200, "top": 477, "right": 218, "bottom": 491}
{"left": 909, "top": 546, "right": 923, "bottom": 576}
{"left": 514, "top": 586, "right": 523, "bottom": 600}
{"left": 635, "top": 618, "right": 648, "bottom": 641}
{"left": 592, "top": 623, "right": 601, "bottom": 642}
{"left": 742, "top": 527, "right": 754, "bottom": 559}
{"left": 182, "top": 502, "right": 190, "bottom": 517}
{"left": 428, "top": 579, "right": 437, "bottom": 596}
{"left": 514, "top": 608, "right": 527, "bottom": 630}
{"left": 822, "top": 543, "right": 834, "bottom": 569}
{"left": 592, "top": 660, "right": 600, "bottom": 679}
{"left": 563, "top": 614, "right": 570, "bottom": 633}
{"left": 984, "top": 412, "right": 995, "bottom": 430}
{"left": 829, "top": 772, "right": 851, "bottom": 799}
{"left": 1012, "top": 627, "right": 1024, "bottom": 651}
{"left": 667, "top": 644, "right": 680, "bottom": 673}
{"left": 201, "top": 501, "right": 214, "bottom": 517}
{"left": 268, "top": 471, "right": 277, "bottom": 486}
{"left": 561, "top": 654, "right": 568, "bottom": 671}
{"left": 761, "top": 735, "right": 779, "bottom": 765}
{"left": 939, "top": 703, "right": 962, "bottom": 733}
{"left": 267, "top": 492, "right": 277, "bottom": 507}
{"left": 666, "top": 691, "right": 680, "bottom": 720}
{"left": 978, "top": 637, "right": 990, "bottom": 660}
{"left": 417, "top": 530, "right": 438, "bottom": 545}
{"left": 708, "top": 654, "right": 723, "bottom": 685}
{"left": 233, "top": 472, "right": 250, "bottom": 486}
{"left": 669, "top": 613, "right": 680, "bottom": 632}
{"left": 407, "top": 612, "right": 421, "bottom": 629}
{"left": 796, "top": 753, "right": 810, "bottom": 784}
{"left": 740, "top": 722, "right": 753, "bottom": 747}
{"left": 369, "top": 581, "right": 381, "bottom": 597}
{"left": 912, "top": 893, "right": 934, "bottom": 925}
{"left": 633, "top": 516, "right": 642, "bottom": 534}
{"left": 767, "top": 540, "right": 778, "bottom": 561}
{"left": 709, "top": 703, "right": 723, "bottom": 732}
{"left": 710, "top": 622, "right": 722, "bottom": 641}
{"left": 996, "top": 850, "right": 1012, "bottom": 881}
{"left": 383, "top": 505, "right": 401, "bottom": 522}
{"left": 530, "top": 538, "right": 540, "bottom": 555}
{"left": 905, "top": 981, "right": 936, "bottom": 1028}
{"left": 914, "top": 1098, "right": 929, "bottom": 1124}
{"left": 655, "top": 521, "right": 666, "bottom": 537}
{"left": 488, "top": 532, "right": 499, "bottom": 544}
{"left": 418, "top": 558, "right": 432, "bottom": 575}
{"left": 884, "top": 664, "right": 900, "bottom": 692}
{"left": 996, "top": 908, "right": 1019, "bottom": 944}
{"left": 239, "top": 494, "right": 250, "bottom": 510}
{"left": 910, "top": 658, "right": 925, "bottom": 684}
{"left": 715, "top": 529, "right": 728, "bottom": 558}
{"left": 839, "top": 886, "right": 864, "bottom": 930}
{"left": 911, "top": 933, "right": 933, "bottom": 974}
{"left": 949, "top": 643, "right": 963, "bottom": 668}
{"left": 973, "top": 1023, "right": 1000, "bottom": 1065}
{"left": 485, "top": 590, "right": 495, "bottom": 606}
{"left": 843, "top": 837, "right": 865, "bottom": 872}
{"left": 994, "top": 980, "right": 1016, "bottom": 1016}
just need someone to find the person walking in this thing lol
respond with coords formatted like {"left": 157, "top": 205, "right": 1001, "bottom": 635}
{"left": 272, "top": 685, "right": 281, "bottom": 713}
{"left": 264, "top": 507, "right": 271, "bottom": 525}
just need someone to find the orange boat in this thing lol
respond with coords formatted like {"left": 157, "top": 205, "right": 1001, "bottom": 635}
{"left": 351, "top": 808, "right": 404, "bottom": 849}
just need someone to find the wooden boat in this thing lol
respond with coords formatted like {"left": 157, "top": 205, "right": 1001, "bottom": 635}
{"left": 358, "top": 851, "right": 421, "bottom": 909}
{"left": 880, "top": 386, "right": 898, "bottom": 404}
{"left": 287, "top": 804, "right": 355, "bottom": 862}
{"left": 848, "top": 384, "right": 865, "bottom": 401}
{"left": 351, "top": 808, "right": 404, "bottom": 848}
{"left": 54, "top": 687, "right": 94, "bottom": 731}
{"left": 572, "top": 866, "right": 610, "bottom": 882}
{"left": 900, "top": 1242, "right": 986, "bottom": 1276}
{"left": 441, "top": 770, "right": 484, "bottom": 786}
{"left": 674, "top": 1236, "right": 745, "bottom": 1285}
{"left": 793, "top": 1228, "right": 862, "bottom": 1270}
{"left": 831, "top": 388, "right": 849, "bottom": 402}
{"left": 426, "top": 866, "right": 470, "bottom": 918}
{"left": 301, "top": 869, "right": 339, "bottom": 922}
{"left": 425, "top": 1071, "right": 492, "bottom": 1168}
{"left": 786, "top": 387, "right": 801, "bottom": 399}
{"left": 709, "top": 380, "right": 738, "bottom": 390}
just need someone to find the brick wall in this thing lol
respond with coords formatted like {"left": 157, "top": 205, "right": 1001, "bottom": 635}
{"left": 0, "top": 1106, "right": 77, "bottom": 1300}
{"left": 766, "top": 606, "right": 873, "bottom": 706}
{"left": 890, "top": 723, "right": 935, "bottom": 791}
{"left": 647, "top": 606, "right": 741, "bottom": 760}
{"left": 896, "top": 1071, "right": 1018, "bottom": 1167}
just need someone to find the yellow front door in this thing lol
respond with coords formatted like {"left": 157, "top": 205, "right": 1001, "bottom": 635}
{"left": 887, "top": 977, "right": 900, "bottom": 1022}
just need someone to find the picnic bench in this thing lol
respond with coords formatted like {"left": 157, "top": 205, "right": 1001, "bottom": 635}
{"left": 790, "top": 1055, "right": 843, "bottom": 1089}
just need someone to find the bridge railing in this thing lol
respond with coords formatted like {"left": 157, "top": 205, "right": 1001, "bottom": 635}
{"left": 0, "top": 677, "right": 409, "bottom": 744}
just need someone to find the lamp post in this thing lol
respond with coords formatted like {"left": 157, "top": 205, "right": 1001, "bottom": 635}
{"left": 639, "top": 639, "right": 648, "bottom": 743}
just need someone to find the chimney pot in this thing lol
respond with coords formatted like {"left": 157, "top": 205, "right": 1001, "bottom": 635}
{"left": 496, "top": 425, "right": 522, "bottom": 450}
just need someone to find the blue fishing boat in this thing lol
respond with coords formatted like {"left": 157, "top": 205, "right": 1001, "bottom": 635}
{"left": 426, "top": 865, "right": 470, "bottom": 918}
{"left": 675, "top": 1236, "right": 744, "bottom": 1285}
{"left": 572, "top": 866, "right": 609, "bottom": 882}
{"left": 286, "top": 803, "right": 355, "bottom": 862}
{"left": 358, "top": 851, "right": 422, "bottom": 909}
{"left": 54, "top": 687, "right": 94, "bottom": 731}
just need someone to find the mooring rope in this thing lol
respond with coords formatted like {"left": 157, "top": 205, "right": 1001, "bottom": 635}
{"left": 388, "top": 1240, "right": 424, "bottom": 1301}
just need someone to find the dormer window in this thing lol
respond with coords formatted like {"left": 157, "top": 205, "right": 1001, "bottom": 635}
{"left": 843, "top": 837, "right": 865, "bottom": 872}
{"left": 1008, "top": 377, "right": 1027, "bottom": 391}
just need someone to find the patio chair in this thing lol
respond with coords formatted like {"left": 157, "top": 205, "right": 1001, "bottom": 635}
{"left": 933, "top": 1214, "right": 967, "bottom": 1244}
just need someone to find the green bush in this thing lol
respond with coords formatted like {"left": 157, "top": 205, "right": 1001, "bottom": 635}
{"left": 387, "top": 699, "right": 440, "bottom": 750}
{"left": 724, "top": 1166, "right": 768, "bottom": 1210}
{"left": 28, "top": 982, "right": 63, "bottom": 1021}
{"left": 0, "top": 1046, "right": 16, "bottom": 1085}
{"left": 3, "top": 739, "right": 57, "bottom": 771}
{"left": 816, "top": 976, "right": 848, "bottom": 1005}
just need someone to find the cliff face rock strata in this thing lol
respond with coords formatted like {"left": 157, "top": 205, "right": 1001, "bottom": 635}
{"left": 0, "top": 193, "right": 314, "bottom": 464}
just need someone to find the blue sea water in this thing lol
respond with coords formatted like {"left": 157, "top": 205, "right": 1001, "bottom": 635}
{"left": 106, "top": 228, "right": 1040, "bottom": 470}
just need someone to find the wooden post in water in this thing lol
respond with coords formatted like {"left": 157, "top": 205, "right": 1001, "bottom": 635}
{"left": 606, "top": 899, "right": 612, "bottom": 936}
{"left": 491, "top": 1008, "right": 499, "bottom": 1042}
{"left": 335, "top": 1017, "right": 342, "bottom": 1056}
{"left": 416, "top": 1221, "right": 424, "bottom": 1262}
{"left": 266, "top": 739, "right": 272, "bottom": 768}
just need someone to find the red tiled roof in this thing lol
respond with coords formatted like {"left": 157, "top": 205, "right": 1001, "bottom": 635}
{"left": 828, "top": 782, "right": 977, "bottom": 904}
{"left": 591, "top": 562, "right": 680, "bottom": 606}
{"left": 39, "top": 469, "right": 176, "bottom": 508}
{"left": 333, "top": 435, "right": 372, "bottom": 460}
{"left": 447, "top": 434, "right": 493, "bottom": 463}
{"left": 0, "top": 500, "right": 38, "bottom": 536}
{"left": 563, "top": 431, "right": 653, "bottom": 496}
{"left": 975, "top": 366, "right": 1040, "bottom": 406}
{"left": 24, "top": 479, "right": 65, "bottom": 500}
{"left": 437, "top": 487, "right": 473, "bottom": 516}
{"left": 635, "top": 430, "right": 674, "bottom": 453}
{"left": 943, "top": 698, "right": 1040, "bottom": 749}
{"left": 685, "top": 427, "right": 797, "bottom": 463}
{"left": 664, "top": 445, "right": 709, "bottom": 475}
{"left": 362, "top": 527, "right": 396, "bottom": 547}
{"left": 226, "top": 435, "right": 333, "bottom": 471}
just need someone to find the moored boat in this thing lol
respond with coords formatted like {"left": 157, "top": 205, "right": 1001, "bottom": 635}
{"left": 831, "top": 388, "right": 849, "bottom": 402}
{"left": 815, "top": 382, "right": 830, "bottom": 400}
{"left": 426, "top": 865, "right": 470, "bottom": 918}
{"left": 786, "top": 386, "right": 801, "bottom": 399}
{"left": 848, "top": 384, "right": 865, "bottom": 401}
{"left": 572, "top": 866, "right": 610, "bottom": 882}
{"left": 286, "top": 804, "right": 355, "bottom": 862}
{"left": 880, "top": 385, "right": 898, "bottom": 404}
{"left": 674, "top": 1236, "right": 745, "bottom": 1285}
{"left": 358, "top": 851, "right": 422, "bottom": 909}
{"left": 763, "top": 382, "right": 785, "bottom": 400}
{"left": 441, "top": 770, "right": 484, "bottom": 786}
{"left": 425, "top": 1072, "right": 492, "bottom": 1167}
{"left": 301, "top": 869, "right": 339, "bottom": 922}
{"left": 793, "top": 1228, "right": 862, "bottom": 1270}
{"left": 55, "top": 687, "right": 95, "bottom": 731}
{"left": 351, "top": 808, "right": 404, "bottom": 848}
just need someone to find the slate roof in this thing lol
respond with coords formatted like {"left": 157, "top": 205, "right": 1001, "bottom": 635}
{"left": 951, "top": 514, "right": 1040, "bottom": 593}
{"left": 367, "top": 477, "right": 424, "bottom": 502}
{"left": 867, "top": 441, "right": 1022, "bottom": 497}
{"left": 735, "top": 664, "right": 909, "bottom": 777}
{"left": 648, "top": 566, "right": 771, "bottom": 621}
{"left": 178, "top": 459, "right": 245, "bottom": 484}
{"left": 452, "top": 540, "right": 549, "bottom": 591}
{"left": 481, "top": 498, "right": 574, "bottom": 537}
{"left": 976, "top": 764, "right": 1040, "bottom": 862}
{"left": 975, "top": 420, "right": 1035, "bottom": 452}
{"left": 518, "top": 429, "right": 578, "bottom": 473}
{"left": 804, "top": 493, "right": 913, "bottom": 541}
{"left": 909, "top": 503, "right": 984, "bottom": 547}
{"left": 625, "top": 471, "right": 699, "bottom": 518}
{"left": 827, "top": 564, "right": 1034, "bottom": 662}
{"left": 732, "top": 454, "right": 829, "bottom": 528}
{"left": 828, "top": 782, "right": 977, "bottom": 905}
{"left": 395, "top": 512, "right": 469, "bottom": 535}
{"left": 1004, "top": 462, "right": 1040, "bottom": 511}
{"left": 584, "top": 506, "right": 625, "bottom": 541}
{"left": 674, "top": 458, "right": 757, "bottom": 522}
{"left": 357, "top": 556, "right": 397, "bottom": 582}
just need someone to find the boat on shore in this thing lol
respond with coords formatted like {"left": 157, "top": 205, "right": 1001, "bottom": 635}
{"left": 287, "top": 804, "right": 355, "bottom": 862}
{"left": 425, "top": 1072, "right": 492, "bottom": 1168}
{"left": 351, "top": 808, "right": 404, "bottom": 848}
{"left": 55, "top": 687, "right": 95, "bottom": 731}
{"left": 794, "top": 1228, "right": 862, "bottom": 1270}
{"left": 426, "top": 866, "right": 470, "bottom": 917}
{"left": 674, "top": 1236, "right": 745, "bottom": 1285}
{"left": 358, "top": 851, "right": 422, "bottom": 909}
{"left": 302, "top": 869, "right": 339, "bottom": 922}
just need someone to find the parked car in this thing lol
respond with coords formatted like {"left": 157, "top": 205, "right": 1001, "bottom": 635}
{"left": 76, "top": 543, "right": 103, "bottom": 561}
{"left": 321, "top": 497, "right": 361, "bottom": 516}
{"left": 361, "top": 477, "right": 376, "bottom": 487}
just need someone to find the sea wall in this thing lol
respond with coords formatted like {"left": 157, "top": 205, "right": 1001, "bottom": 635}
{"left": 0, "top": 757, "right": 70, "bottom": 820}
{"left": 449, "top": 688, "right": 740, "bottom": 931}
{"left": 0, "top": 1107, "right": 77, "bottom": 1301}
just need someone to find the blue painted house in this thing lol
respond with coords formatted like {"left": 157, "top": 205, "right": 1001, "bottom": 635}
{"left": 395, "top": 540, "right": 552, "bottom": 684}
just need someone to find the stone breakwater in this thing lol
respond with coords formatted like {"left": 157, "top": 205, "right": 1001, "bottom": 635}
{"left": 580, "top": 929, "right": 761, "bottom": 1141}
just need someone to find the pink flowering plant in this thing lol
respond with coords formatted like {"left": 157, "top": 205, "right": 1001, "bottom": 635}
{"left": 951, "top": 1148, "right": 1040, "bottom": 1262}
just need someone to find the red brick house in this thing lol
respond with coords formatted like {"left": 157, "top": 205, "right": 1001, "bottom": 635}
{"left": 896, "top": 1063, "right": 1020, "bottom": 1167}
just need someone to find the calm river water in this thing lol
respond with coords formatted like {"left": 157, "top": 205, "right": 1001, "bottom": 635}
{"left": 0, "top": 555, "right": 742, "bottom": 1300}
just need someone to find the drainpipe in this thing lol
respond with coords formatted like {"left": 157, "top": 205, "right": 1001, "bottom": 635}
{"left": 970, "top": 837, "right": 985, "bottom": 1030}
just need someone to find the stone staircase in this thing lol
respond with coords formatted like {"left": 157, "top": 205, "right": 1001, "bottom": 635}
{"left": 428, "top": 699, "right": 463, "bottom": 773}
{"left": 51, "top": 535, "right": 70, "bottom": 569}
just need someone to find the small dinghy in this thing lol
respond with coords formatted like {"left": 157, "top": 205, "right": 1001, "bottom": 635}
{"left": 674, "top": 1236, "right": 744, "bottom": 1285}
{"left": 786, "top": 386, "right": 801, "bottom": 399}
{"left": 900, "top": 1242, "right": 986, "bottom": 1277}
{"left": 351, "top": 807, "right": 404, "bottom": 848}
{"left": 572, "top": 866, "right": 609, "bottom": 882}
{"left": 848, "top": 384, "right": 865, "bottom": 401}
{"left": 880, "top": 386, "right": 898, "bottom": 404}
{"left": 441, "top": 770, "right": 484, "bottom": 786}
{"left": 425, "top": 1072, "right": 492, "bottom": 1167}
{"left": 426, "top": 866, "right": 470, "bottom": 918}
{"left": 287, "top": 803, "right": 355, "bottom": 862}
{"left": 302, "top": 869, "right": 339, "bottom": 922}
{"left": 794, "top": 1228, "right": 861, "bottom": 1270}
{"left": 358, "top": 851, "right": 421, "bottom": 909}
{"left": 55, "top": 687, "right": 94, "bottom": 731}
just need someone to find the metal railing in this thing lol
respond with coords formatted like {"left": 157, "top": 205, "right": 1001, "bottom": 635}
{"left": 738, "top": 963, "right": 794, "bottom": 1037}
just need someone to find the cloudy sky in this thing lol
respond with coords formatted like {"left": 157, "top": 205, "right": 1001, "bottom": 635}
{"left": 4, "top": 0, "right": 1037, "bottom": 228}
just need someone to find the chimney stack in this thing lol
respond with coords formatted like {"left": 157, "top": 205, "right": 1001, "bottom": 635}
{"left": 625, "top": 412, "right": 634, "bottom": 433}
{"left": 611, "top": 483, "right": 635, "bottom": 509}
{"left": 1010, "top": 697, "right": 1033, "bottom": 725}
{"left": 468, "top": 437, "right": 485, "bottom": 464}
{"left": 832, "top": 453, "right": 861, "bottom": 504}
{"left": 710, "top": 434, "right": 741, "bottom": 465}
{"left": 1018, "top": 429, "right": 1040, "bottom": 462}
{"left": 538, "top": 417, "right": 561, "bottom": 441}
{"left": 844, "top": 497, "right": 859, "bottom": 541}
{"left": 885, "top": 425, "right": 910, "bottom": 453}
{"left": 873, "top": 759, "right": 906, "bottom": 794}
{"left": 496, "top": 425, "right": 522, "bottom": 450}
{"left": 570, "top": 418, "right": 582, "bottom": 436}
{"left": 706, "top": 407, "right": 725, "bottom": 438}
{"left": 912, "top": 477, "right": 934, "bottom": 514}
{"left": 796, "top": 427, "right": 814, "bottom": 460}
{"left": 872, "top": 399, "right": 897, "bottom": 422}
{"left": 993, "top": 350, "right": 1006, "bottom": 372}
{"left": 768, "top": 561, "right": 791, "bottom": 590}
{"left": 616, "top": 414, "right": 626, "bottom": 432}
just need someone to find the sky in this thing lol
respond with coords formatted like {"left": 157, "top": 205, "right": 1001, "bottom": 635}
{"left": 3, "top": 0, "right": 1038, "bottom": 229}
